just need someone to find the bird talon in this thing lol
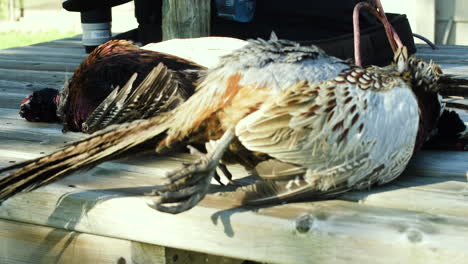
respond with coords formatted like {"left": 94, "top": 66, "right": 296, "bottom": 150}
{"left": 213, "top": 171, "right": 225, "bottom": 186}
{"left": 165, "top": 156, "right": 213, "bottom": 184}
{"left": 147, "top": 191, "right": 204, "bottom": 214}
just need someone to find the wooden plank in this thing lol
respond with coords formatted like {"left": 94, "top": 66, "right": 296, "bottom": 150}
{"left": 417, "top": 53, "right": 468, "bottom": 60}
{"left": 0, "top": 58, "right": 79, "bottom": 72}
{"left": 0, "top": 119, "right": 85, "bottom": 143}
{"left": 1, "top": 186, "right": 468, "bottom": 264}
{"left": 405, "top": 151, "right": 468, "bottom": 179}
{"left": 0, "top": 91, "right": 33, "bottom": 109}
{"left": 164, "top": 248, "right": 243, "bottom": 264}
{"left": 0, "top": 68, "right": 71, "bottom": 87}
{"left": 0, "top": 48, "right": 87, "bottom": 60}
{"left": 341, "top": 180, "right": 468, "bottom": 217}
{"left": 0, "top": 218, "right": 165, "bottom": 264}
{"left": 31, "top": 40, "right": 84, "bottom": 50}
{"left": 0, "top": 108, "right": 22, "bottom": 119}
{"left": 0, "top": 45, "right": 87, "bottom": 56}
{"left": 0, "top": 218, "right": 243, "bottom": 264}
{"left": 48, "top": 39, "right": 84, "bottom": 47}
{"left": 56, "top": 35, "right": 84, "bottom": 42}
{"left": 416, "top": 44, "right": 468, "bottom": 66}
{"left": 416, "top": 44, "right": 468, "bottom": 52}
{"left": 417, "top": 49, "right": 468, "bottom": 56}
{"left": 0, "top": 80, "right": 60, "bottom": 92}
{"left": 416, "top": 44, "right": 468, "bottom": 51}
{"left": 162, "top": 0, "right": 211, "bottom": 40}
{"left": 0, "top": 53, "right": 84, "bottom": 64}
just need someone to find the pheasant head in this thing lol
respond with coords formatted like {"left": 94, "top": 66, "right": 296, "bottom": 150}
{"left": 19, "top": 88, "right": 60, "bottom": 123}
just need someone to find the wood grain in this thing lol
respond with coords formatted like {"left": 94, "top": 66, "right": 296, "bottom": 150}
{"left": 0, "top": 38, "right": 467, "bottom": 264}
{"left": 0, "top": 218, "right": 243, "bottom": 264}
{"left": 1, "top": 189, "right": 468, "bottom": 264}
{"left": 0, "top": 218, "right": 165, "bottom": 264}
{"left": 162, "top": 0, "right": 210, "bottom": 40}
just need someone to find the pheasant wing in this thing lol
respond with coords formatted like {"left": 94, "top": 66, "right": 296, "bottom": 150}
{"left": 83, "top": 63, "right": 182, "bottom": 134}
{"left": 236, "top": 67, "right": 420, "bottom": 204}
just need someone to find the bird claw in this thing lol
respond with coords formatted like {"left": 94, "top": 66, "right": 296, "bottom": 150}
{"left": 148, "top": 128, "right": 237, "bottom": 214}
{"left": 146, "top": 154, "right": 217, "bottom": 214}
{"left": 147, "top": 192, "right": 205, "bottom": 214}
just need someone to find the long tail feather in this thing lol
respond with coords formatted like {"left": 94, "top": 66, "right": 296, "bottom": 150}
{"left": 439, "top": 75, "right": 468, "bottom": 97}
{"left": 0, "top": 114, "right": 171, "bottom": 203}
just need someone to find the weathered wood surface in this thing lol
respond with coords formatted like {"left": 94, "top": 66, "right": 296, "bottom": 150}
{"left": 0, "top": 218, "right": 242, "bottom": 264}
{"left": 0, "top": 218, "right": 166, "bottom": 264}
{"left": 0, "top": 38, "right": 467, "bottom": 263}
{"left": 162, "top": 0, "right": 211, "bottom": 40}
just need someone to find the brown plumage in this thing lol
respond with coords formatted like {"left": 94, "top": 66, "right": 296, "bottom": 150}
{"left": 20, "top": 40, "right": 205, "bottom": 132}
{"left": 0, "top": 39, "right": 451, "bottom": 215}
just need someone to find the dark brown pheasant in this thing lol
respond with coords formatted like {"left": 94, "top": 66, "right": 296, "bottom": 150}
{"left": 19, "top": 40, "right": 205, "bottom": 132}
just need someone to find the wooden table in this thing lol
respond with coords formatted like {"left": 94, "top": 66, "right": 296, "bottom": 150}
{"left": 0, "top": 37, "right": 467, "bottom": 264}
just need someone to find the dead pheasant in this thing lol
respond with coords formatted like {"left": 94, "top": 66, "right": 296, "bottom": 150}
{"left": 0, "top": 36, "right": 449, "bottom": 213}
{"left": 19, "top": 39, "right": 205, "bottom": 133}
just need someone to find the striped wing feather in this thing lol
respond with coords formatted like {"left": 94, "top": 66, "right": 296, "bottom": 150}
{"left": 236, "top": 68, "right": 419, "bottom": 204}
{"left": 83, "top": 63, "right": 181, "bottom": 134}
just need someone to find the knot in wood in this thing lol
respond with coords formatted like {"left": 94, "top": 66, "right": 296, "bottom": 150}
{"left": 295, "top": 215, "right": 314, "bottom": 233}
{"left": 406, "top": 229, "right": 423, "bottom": 243}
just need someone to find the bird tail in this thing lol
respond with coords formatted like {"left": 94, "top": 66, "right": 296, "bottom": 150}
{"left": 439, "top": 74, "right": 468, "bottom": 98}
{"left": 0, "top": 114, "right": 171, "bottom": 204}
{"left": 0, "top": 68, "right": 176, "bottom": 204}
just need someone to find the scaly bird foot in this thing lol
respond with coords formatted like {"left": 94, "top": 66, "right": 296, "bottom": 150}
{"left": 187, "top": 144, "right": 234, "bottom": 186}
{"left": 146, "top": 154, "right": 218, "bottom": 214}
{"left": 147, "top": 129, "right": 236, "bottom": 214}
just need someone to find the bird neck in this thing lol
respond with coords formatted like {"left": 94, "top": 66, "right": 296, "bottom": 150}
{"left": 405, "top": 57, "right": 443, "bottom": 151}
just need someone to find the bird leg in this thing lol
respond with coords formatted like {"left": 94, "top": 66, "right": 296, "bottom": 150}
{"left": 147, "top": 128, "right": 236, "bottom": 214}
{"left": 187, "top": 145, "right": 234, "bottom": 185}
